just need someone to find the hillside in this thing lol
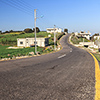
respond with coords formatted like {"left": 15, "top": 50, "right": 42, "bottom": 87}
{"left": 0, "top": 32, "right": 54, "bottom": 46}
{"left": 0, "top": 31, "right": 65, "bottom": 59}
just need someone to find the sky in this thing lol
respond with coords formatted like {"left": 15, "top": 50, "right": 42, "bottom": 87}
{"left": 0, "top": 0, "right": 100, "bottom": 35}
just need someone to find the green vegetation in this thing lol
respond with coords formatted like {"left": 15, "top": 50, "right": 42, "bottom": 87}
{"left": 0, "top": 32, "right": 54, "bottom": 46}
{"left": 70, "top": 33, "right": 100, "bottom": 62}
{"left": 57, "top": 33, "right": 65, "bottom": 40}
{"left": 0, "top": 45, "right": 44, "bottom": 59}
{"left": 93, "top": 53, "right": 100, "bottom": 61}
{"left": 24, "top": 28, "right": 33, "bottom": 33}
{"left": 71, "top": 34, "right": 89, "bottom": 44}
{"left": 64, "top": 28, "right": 68, "bottom": 33}
{"left": 0, "top": 31, "right": 65, "bottom": 59}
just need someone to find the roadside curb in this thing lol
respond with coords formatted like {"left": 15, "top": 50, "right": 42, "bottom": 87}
{"left": 89, "top": 52, "right": 100, "bottom": 100}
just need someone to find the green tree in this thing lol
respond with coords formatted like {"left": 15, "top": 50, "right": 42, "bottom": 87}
{"left": 9, "top": 30, "right": 13, "bottom": 32}
{"left": 24, "top": 28, "right": 33, "bottom": 33}
{"left": 33, "top": 27, "right": 40, "bottom": 33}
{"left": 0, "top": 31, "right": 2, "bottom": 34}
{"left": 64, "top": 28, "right": 68, "bottom": 33}
{"left": 91, "top": 33, "right": 99, "bottom": 41}
{"left": 5, "top": 31, "right": 9, "bottom": 33}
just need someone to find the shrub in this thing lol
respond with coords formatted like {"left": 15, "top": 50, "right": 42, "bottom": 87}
{"left": 33, "top": 27, "right": 40, "bottom": 33}
{"left": 24, "top": 28, "right": 33, "bottom": 33}
{"left": 64, "top": 28, "right": 68, "bottom": 33}
{"left": 57, "top": 33, "right": 65, "bottom": 40}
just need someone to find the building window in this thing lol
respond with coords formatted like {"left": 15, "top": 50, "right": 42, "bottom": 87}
{"left": 34, "top": 41, "right": 38, "bottom": 44}
{"left": 20, "top": 41, "right": 23, "bottom": 44}
{"left": 26, "top": 39, "right": 28, "bottom": 43}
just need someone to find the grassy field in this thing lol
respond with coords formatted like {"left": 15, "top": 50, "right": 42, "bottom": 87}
{"left": 0, "top": 32, "right": 64, "bottom": 59}
{"left": 0, "top": 32, "right": 54, "bottom": 46}
{"left": 0, "top": 45, "right": 45, "bottom": 59}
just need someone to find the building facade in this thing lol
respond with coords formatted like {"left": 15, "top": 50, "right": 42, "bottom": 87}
{"left": 17, "top": 38, "right": 49, "bottom": 47}
{"left": 94, "top": 36, "right": 100, "bottom": 40}
{"left": 79, "top": 31, "right": 91, "bottom": 40}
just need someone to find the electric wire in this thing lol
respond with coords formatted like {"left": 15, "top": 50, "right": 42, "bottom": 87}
{"left": 16, "top": 0, "right": 36, "bottom": 10}
{"left": 5, "top": 0, "right": 33, "bottom": 14}
{"left": 15, "top": 0, "right": 43, "bottom": 18}
{"left": 11, "top": 0, "right": 34, "bottom": 12}
{"left": 0, "top": 0, "right": 33, "bottom": 16}
{"left": 0, "top": 0, "right": 61, "bottom": 30}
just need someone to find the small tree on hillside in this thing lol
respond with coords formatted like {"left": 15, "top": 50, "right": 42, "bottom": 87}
{"left": 64, "top": 28, "right": 68, "bottom": 33}
{"left": 9, "top": 30, "right": 13, "bottom": 32}
{"left": 24, "top": 28, "right": 33, "bottom": 33}
{"left": 5, "top": 31, "right": 9, "bottom": 33}
{"left": 91, "top": 33, "right": 99, "bottom": 41}
{"left": 33, "top": 27, "right": 40, "bottom": 33}
{"left": 0, "top": 31, "right": 2, "bottom": 34}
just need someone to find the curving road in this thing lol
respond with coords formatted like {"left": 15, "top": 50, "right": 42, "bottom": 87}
{"left": 0, "top": 34, "right": 95, "bottom": 100}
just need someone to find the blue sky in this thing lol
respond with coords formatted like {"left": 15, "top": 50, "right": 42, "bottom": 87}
{"left": 0, "top": 0, "right": 100, "bottom": 34}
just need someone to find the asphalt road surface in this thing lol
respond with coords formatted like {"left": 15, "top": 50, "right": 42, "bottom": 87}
{"left": 0, "top": 34, "right": 95, "bottom": 100}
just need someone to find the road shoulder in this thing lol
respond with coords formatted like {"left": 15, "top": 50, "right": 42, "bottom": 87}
{"left": 89, "top": 52, "right": 100, "bottom": 100}
{"left": 69, "top": 34, "right": 100, "bottom": 100}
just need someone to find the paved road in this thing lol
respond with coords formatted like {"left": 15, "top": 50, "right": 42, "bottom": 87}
{"left": 0, "top": 34, "right": 95, "bottom": 100}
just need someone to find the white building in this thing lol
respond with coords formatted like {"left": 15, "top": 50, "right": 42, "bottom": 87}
{"left": 17, "top": 38, "right": 49, "bottom": 47}
{"left": 46, "top": 28, "right": 62, "bottom": 33}
{"left": 79, "top": 31, "right": 91, "bottom": 40}
{"left": 79, "top": 42, "right": 94, "bottom": 47}
{"left": 94, "top": 36, "right": 100, "bottom": 40}
{"left": 74, "top": 32, "right": 78, "bottom": 36}
{"left": 79, "top": 42, "right": 98, "bottom": 48}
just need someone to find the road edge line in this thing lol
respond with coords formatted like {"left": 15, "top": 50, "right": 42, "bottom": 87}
{"left": 89, "top": 52, "right": 100, "bottom": 100}
{"left": 68, "top": 34, "right": 100, "bottom": 100}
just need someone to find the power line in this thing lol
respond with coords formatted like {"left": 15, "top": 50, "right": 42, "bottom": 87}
{"left": 0, "top": 0, "right": 45, "bottom": 19}
{"left": 12, "top": 0, "right": 43, "bottom": 19}
{"left": 0, "top": 0, "right": 33, "bottom": 16}
{"left": 6, "top": 0, "right": 33, "bottom": 14}
{"left": 17, "top": 0, "right": 43, "bottom": 18}
{"left": 11, "top": 0, "right": 34, "bottom": 12}
{"left": 17, "top": 0, "right": 36, "bottom": 10}
{"left": 0, "top": 0, "right": 62, "bottom": 30}
{"left": 16, "top": 0, "right": 45, "bottom": 19}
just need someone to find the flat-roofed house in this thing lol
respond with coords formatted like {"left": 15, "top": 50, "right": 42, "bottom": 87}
{"left": 17, "top": 38, "right": 49, "bottom": 47}
{"left": 94, "top": 36, "right": 100, "bottom": 40}
{"left": 46, "top": 28, "right": 62, "bottom": 33}
{"left": 79, "top": 31, "right": 91, "bottom": 40}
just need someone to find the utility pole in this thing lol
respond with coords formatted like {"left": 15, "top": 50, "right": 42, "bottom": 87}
{"left": 34, "top": 9, "right": 37, "bottom": 54}
{"left": 54, "top": 25, "right": 56, "bottom": 50}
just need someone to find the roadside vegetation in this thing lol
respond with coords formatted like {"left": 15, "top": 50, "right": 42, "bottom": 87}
{"left": 0, "top": 31, "right": 65, "bottom": 59}
{"left": 70, "top": 33, "right": 100, "bottom": 62}
{"left": 93, "top": 53, "right": 100, "bottom": 61}
{"left": 71, "top": 34, "right": 89, "bottom": 44}
{"left": 0, "top": 45, "right": 44, "bottom": 59}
